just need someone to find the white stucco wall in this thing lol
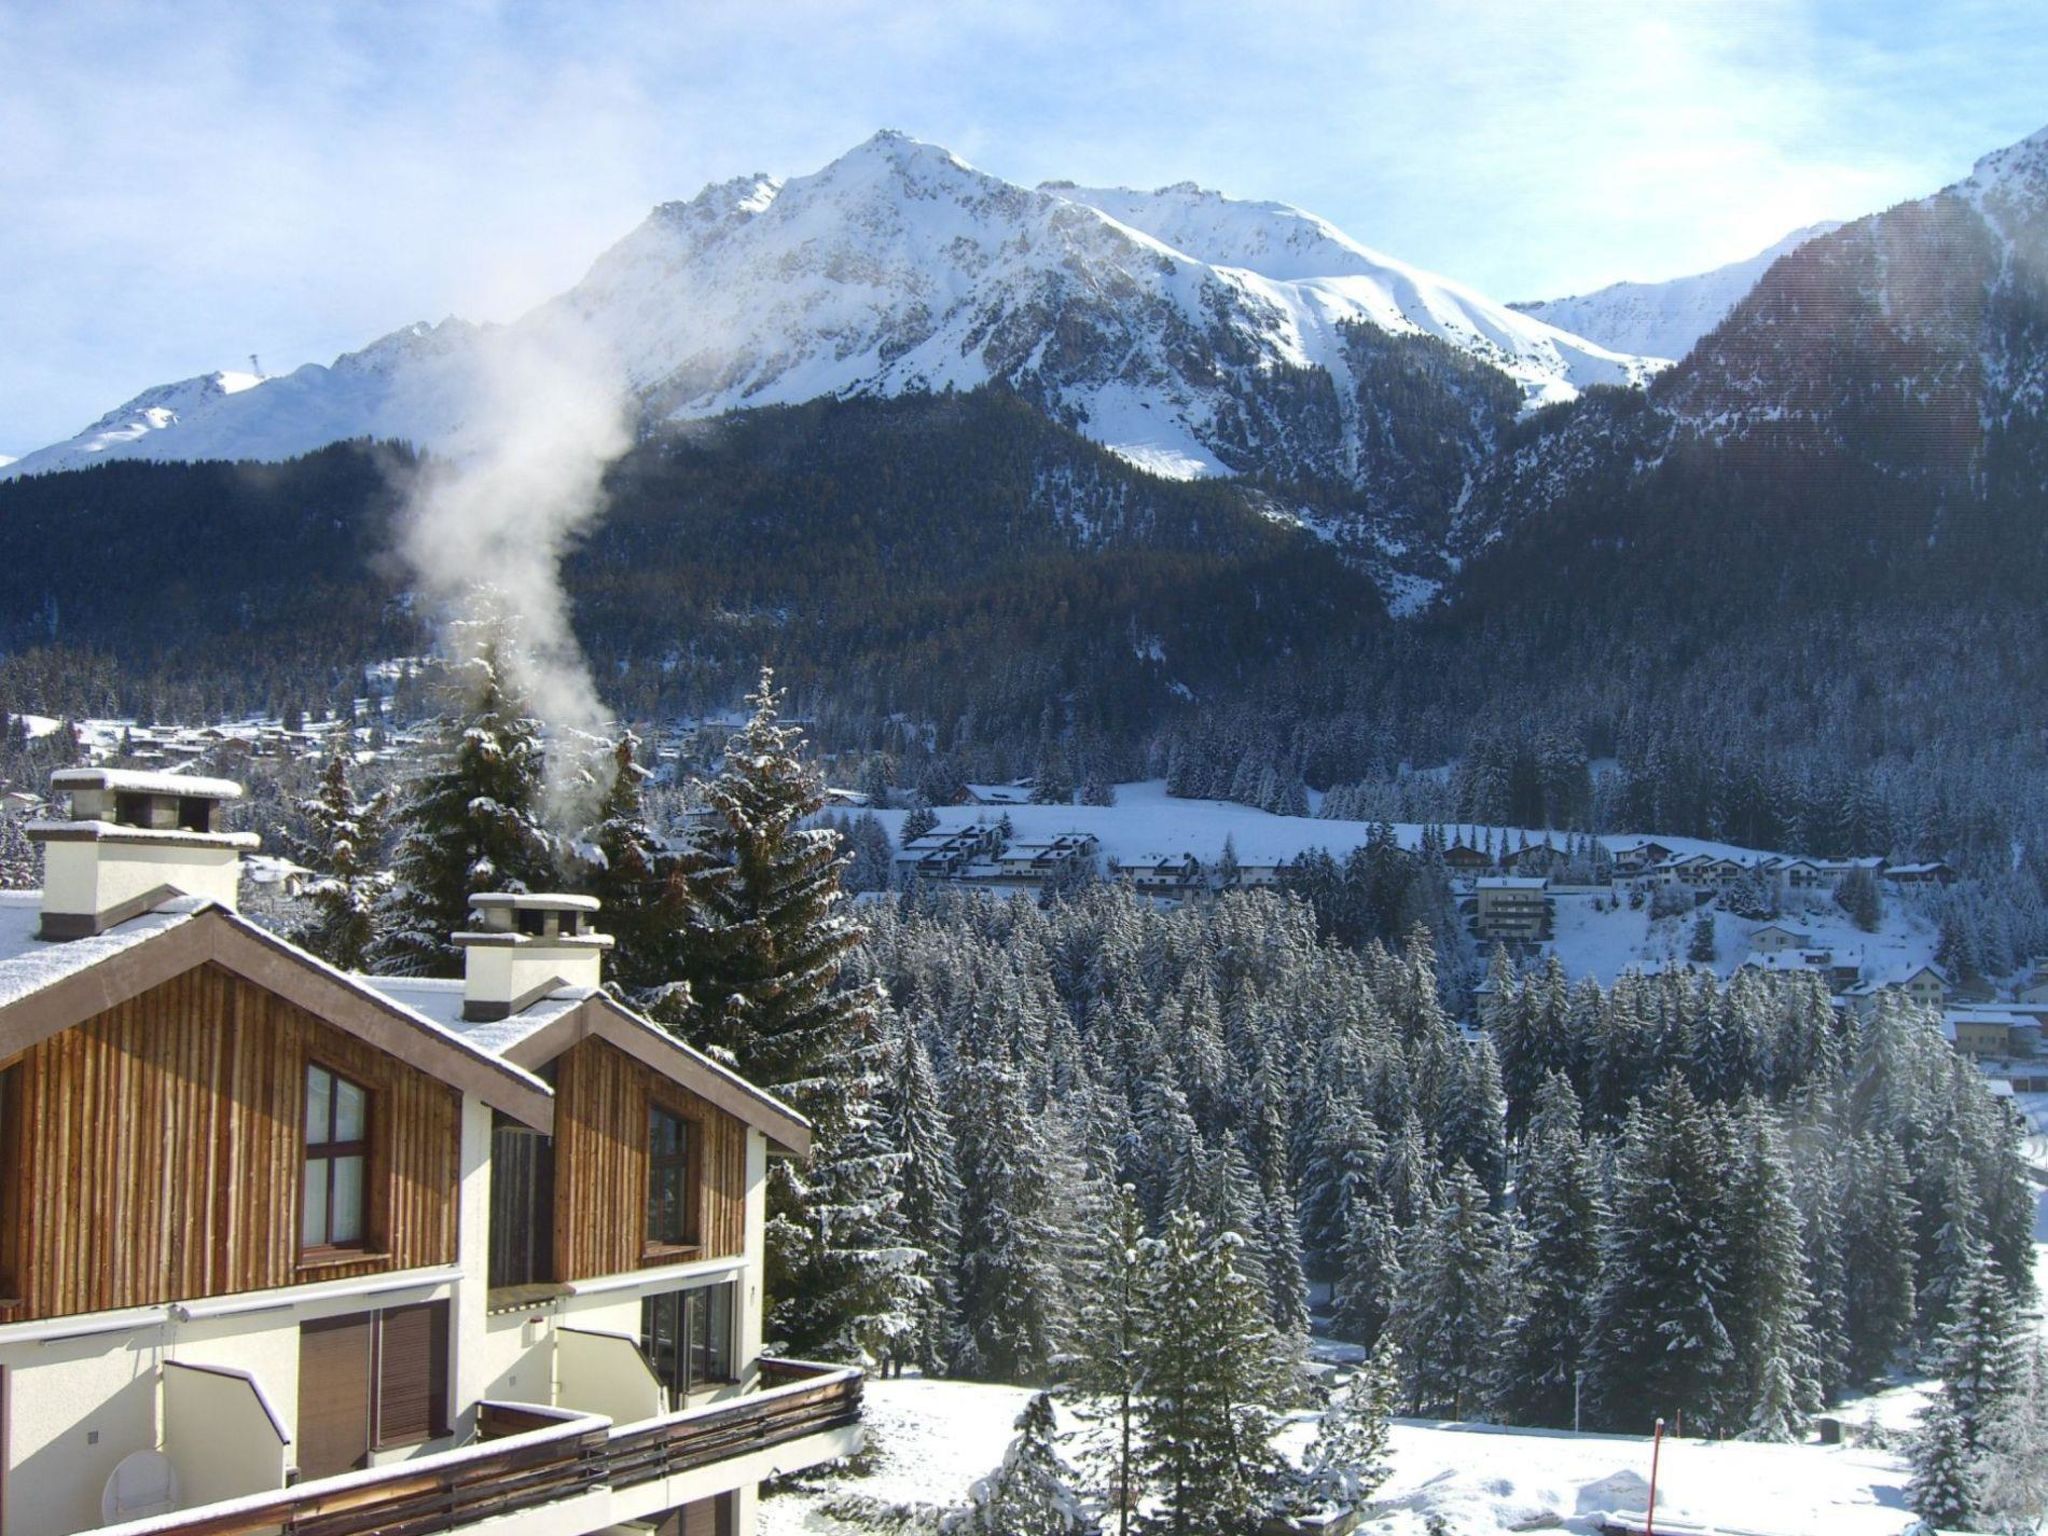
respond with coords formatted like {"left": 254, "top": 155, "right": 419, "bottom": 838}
{"left": 39, "top": 839, "right": 244, "bottom": 920}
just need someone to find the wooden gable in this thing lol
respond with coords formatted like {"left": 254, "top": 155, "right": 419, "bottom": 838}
{"left": 549, "top": 1036, "right": 750, "bottom": 1280}
{"left": 0, "top": 961, "right": 460, "bottom": 1322}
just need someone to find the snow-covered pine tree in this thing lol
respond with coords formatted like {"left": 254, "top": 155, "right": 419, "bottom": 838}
{"left": 882, "top": 1014, "right": 962, "bottom": 1375}
{"left": 767, "top": 1070, "right": 923, "bottom": 1365}
{"left": 1977, "top": 1339, "right": 2048, "bottom": 1533}
{"left": 1301, "top": 1335, "right": 1398, "bottom": 1511}
{"left": 1718, "top": 1106, "right": 1821, "bottom": 1440}
{"left": 1391, "top": 1160, "right": 1505, "bottom": 1420}
{"left": 1586, "top": 1074, "right": 1736, "bottom": 1433}
{"left": 945, "top": 1392, "right": 1098, "bottom": 1536}
{"left": 1137, "top": 1210, "right": 1288, "bottom": 1536}
{"left": 1070, "top": 1183, "right": 1147, "bottom": 1536}
{"left": 0, "top": 811, "right": 39, "bottom": 890}
{"left": 1838, "top": 1131, "right": 1919, "bottom": 1384}
{"left": 1908, "top": 1394, "right": 1980, "bottom": 1530}
{"left": 1938, "top": 1237, "right": 2028, "bottom": 1451}
{"left": 286, "top": 744, "right": 390, "bottom": 971}
{"left": 577, "top": 735, "right": 705, "bottom": 1004}
{"left": 681, "top": 668, "right": 873, "bottom": 1094}
{"left": 951, "top": 1060, "right": 1071, "bottom": 1383}
{"left": 1330, "top": 1182, "right": 1401, "bottom": 1350}
{"left": 1493, "top": 1072, "right": 1603, "bottom": 1428}
{"left": 369, "top": 626, "right": 559, "bottom": 977}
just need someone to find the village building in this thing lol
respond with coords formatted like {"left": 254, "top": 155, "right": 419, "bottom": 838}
{"left": 0, "top": 769, "right": 861, "bottom": 1536}
{"left": 1473, "top": 877, "right": 1552, "bottom": 944}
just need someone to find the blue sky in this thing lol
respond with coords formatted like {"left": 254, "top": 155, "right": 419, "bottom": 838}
{"left": 3, "top": 0, "right": 2044, "bottom": 455}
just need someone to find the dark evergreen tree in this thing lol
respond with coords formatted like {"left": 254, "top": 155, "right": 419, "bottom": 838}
{"left": 286, "top": 745, "right": 390, "bottom": 971}
{"left": 1494, "top": 1073, "right": 1603, "bottom": 1427}
{"left": 370, "top": 629, "right": 558, "bottom": 976}
{"left": 946, "top": 1391, "right": 1097, "bottom": 1536}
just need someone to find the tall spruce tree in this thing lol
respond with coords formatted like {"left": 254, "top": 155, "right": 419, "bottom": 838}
{"left": 882, "top": 1015, "right": 962, "bottom": 1375}
{"left": 1587, "top": 1074, "right": 1736, "bottom": 1433}
{"left": 681, "top": 668, "right": 873, "bottom": 1092}
{"left": 1391, "top": 1161, "right": 1505, "bottom": 1420}
{"left": 286, "top": 744, "right": 389, "bottom": 972}
{"left": 1137, "top": 1210, "right": 1288, "bottom": 1536}
{"left": 370, "top": 629, "right": 558, "bottom": 976}
{"left": 1494, "top": 1073, "right": 1604, "bottom": 1428}
{"left": 1302, "top": 1337, "right": 1398, "bottom": 1510}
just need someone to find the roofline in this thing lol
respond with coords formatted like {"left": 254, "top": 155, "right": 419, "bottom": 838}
{"left": 0, "top": 906, "right": 554, "bottom": 1131}
{"left": 498, "top": 994, "right": 811, "bottom": 1157}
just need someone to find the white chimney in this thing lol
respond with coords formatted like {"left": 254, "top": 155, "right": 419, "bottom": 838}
{"left": 28, "top": 769, "right": 257, "bottom": 939}
{"left": 455, "top": 893, "right": 612, "bottom": 1022}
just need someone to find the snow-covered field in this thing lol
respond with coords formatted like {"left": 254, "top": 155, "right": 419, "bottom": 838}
{"left": 760, "top": 1376, "right": 1917, "bottom": 1536}
{"left": 867, "top": 781, "right": 1940, "bottom": 987}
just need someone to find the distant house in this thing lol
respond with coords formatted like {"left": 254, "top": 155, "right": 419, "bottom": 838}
{"left": 1887, "top": 861, "right": 1957, "bottom": 887}
{"left": 1608, "top": 839, "right": 1675, "bottom": 876}
{"left": 1233, "top": 860, "right": 1289, "bottom": 889}
{"left": 991, "top": 833, "right": 1100, "bottom": 883}
{"left": 1849, "top": 961, "right": 1952, "bottom": 1016}
{"left": 1443, "top": 843, "right": 1492, "bottom": 874}
{"left": 962, "top": 782, "right": 1034, "bottom": 807}
{"left": 1500, "top": 841, "right": 1566, "bottom": 878}
{"left": 891, "top": 824, "right": 1001, "bottom": 882}
{"left": 1946, "top": 1008, "right": 2024, "bottom": 1059}
{"left": 1127, "top": 852, "right": 1202, "bottom": 892}
{"left": 1748, "top": 923, "right": 1814, "bottom": 956}
{"left": 1474, "top": 877, "right": 1551, "bottom": 944}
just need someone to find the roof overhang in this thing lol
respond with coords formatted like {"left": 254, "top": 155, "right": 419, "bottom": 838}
{"left": 0, "top": 907, "right": 553, "bottom": 1130}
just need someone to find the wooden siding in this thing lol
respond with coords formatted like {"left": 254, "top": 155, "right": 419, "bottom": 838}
{"left": 551, "top": 1038, "right": 747, "bottom": 1279}
{"left": 0, "top": 963, "right": 459, "bottom": 1322}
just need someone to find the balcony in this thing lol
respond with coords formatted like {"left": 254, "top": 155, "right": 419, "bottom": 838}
{"left": 94, "top": 1361, "right": 862, "bottom": 1536}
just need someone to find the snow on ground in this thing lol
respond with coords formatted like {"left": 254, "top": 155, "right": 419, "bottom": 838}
{"left": 867, "top": 781, "right": 1939, "bottom": 987}
{"left": 761, "top": 1377, "right": 1035, "bottom": 1536}
{"left": 760, "top": 1377, "right": 1914, "bottom": 1536}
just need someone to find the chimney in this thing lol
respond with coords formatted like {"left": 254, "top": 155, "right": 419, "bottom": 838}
{"left": 455, "top": 894, "right": 612, "bottom": 1022}
{"left": 28, "top": 769, "right": 257, "bottom": 939}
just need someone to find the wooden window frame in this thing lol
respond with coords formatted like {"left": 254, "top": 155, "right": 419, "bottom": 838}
{"left": 302, "top": 1060, "right": 373, "bottom": 1257}
{"left": 644, "top": 1101, "right": 701, "bottom": 1257}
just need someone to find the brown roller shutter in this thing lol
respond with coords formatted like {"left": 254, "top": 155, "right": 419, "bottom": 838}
{"left": 374, "top": 1301, "right": 449, "bottom": 1446}
{"left": 297, "top": 1314, "right": 373, "bottom": 1478}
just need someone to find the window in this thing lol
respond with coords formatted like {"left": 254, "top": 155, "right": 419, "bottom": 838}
{"left": 646, "top": 1105, "right": 695, "bottom": 1249}
{"left": 303, "top": 1063, "right": 369, "bottom": 1251}
{"left": 641, "top": 1283, "right": 736, "bottom": 1404}
{"left": 488, "top": 1117, "right": 556, "bottom": 1289}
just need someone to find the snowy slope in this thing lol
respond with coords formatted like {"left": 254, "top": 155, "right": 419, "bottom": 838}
{"left": 4, "top": 132, "right": 1657, "bottom": 486}
{"left": 1511, "top": 222, "right": 1840, "bottom": 362}
{"left": 761, "top": 1376, "right": 1913, "bottom": 1536}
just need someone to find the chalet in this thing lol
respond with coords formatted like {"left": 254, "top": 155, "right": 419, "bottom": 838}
{"left": 1945, "top": 1008, "right": 2026, "bottom": 1060}
{"left": 1232, "top": 860, "right": 1289, "bottom": 890}
{"left": 1747, "top": 924, "right": 1814, "bottom": 956}
{"left": 1887, "top": 861, "right": 1958, "bottom": 887}
{"left": 1847, "top": 961, "right": 1953, "bottom": 1017}
{"left": 990, "top": 834, "right": 1100, "bottom": 883}
{"left": 890, "top": 824, "right": 1000, "bottom": 882}
{"left": 0, "top": 769, "right": 860, "bottom": 1536}
{"left": 1473, "top": 878, "right": 1551, "bottom": 944}
{"left": 1606, "top": 840, "right": 1674, "bottom": 877}
{"left": 1806, "top": 855, "right": 1886, "bottom": 889}
{"left": 1441, "top": 843, "right": 1491, "bottom": 874}
{"left": 1126, "top": 853, "right": 1202, "bottom": 893}
{"left": 960, "top": 783, "right": 1033, "bottom": 807}
{"left": 1499, "top": 842, "right": 1565, "bottom": 878}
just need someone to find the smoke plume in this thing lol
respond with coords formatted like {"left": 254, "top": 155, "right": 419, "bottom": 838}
{"left": 397, "top": 313, "right": 633, "bottom": 821}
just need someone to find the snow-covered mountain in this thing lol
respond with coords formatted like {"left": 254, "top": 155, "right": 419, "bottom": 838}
{"left": 1510, "top": 222, "right": 1840, "bottom": 362}
{"left": 4, "top": 132, "right": 1656, "bottom": 488}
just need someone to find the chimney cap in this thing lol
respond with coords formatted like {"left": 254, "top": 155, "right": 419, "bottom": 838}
{"left": 49, "top": 768, "right": 244, "bottom": 801}
{"left": 467, "top": 892, "right": 601, "bottom": 913}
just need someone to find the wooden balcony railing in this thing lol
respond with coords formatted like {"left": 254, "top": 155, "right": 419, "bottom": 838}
{"left": 97, "top": 1360, "right": 862, "bottom": 1536}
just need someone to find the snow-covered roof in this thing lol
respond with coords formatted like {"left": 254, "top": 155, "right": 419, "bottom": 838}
{"left": 1477, "top": 877, "right": 1548, "bottom": 891}
{"left": 0, "top": 890, "right": 205, "bottom": 1010}
{"left": 48, "top": 767, "right": 244, "bottom": 799}
{"left": 363, "top": 975, "right": 588, "bottom": 1054}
